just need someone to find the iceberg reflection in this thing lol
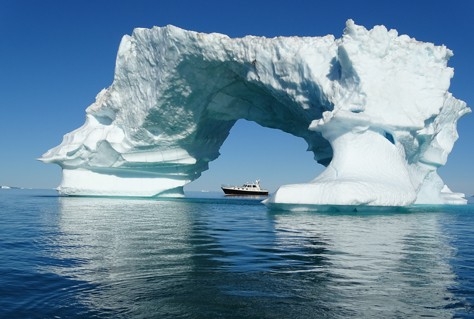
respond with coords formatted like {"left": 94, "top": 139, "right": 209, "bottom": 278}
{"left": 44, "top": 197, "right": 460, "bottom": 318}
{"left": 270, "top": 209, "right": 458, "bottom": 317}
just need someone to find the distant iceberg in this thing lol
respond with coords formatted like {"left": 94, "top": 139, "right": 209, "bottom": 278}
{"left": 40, "top": 20, "right": 470, "bottom": 205}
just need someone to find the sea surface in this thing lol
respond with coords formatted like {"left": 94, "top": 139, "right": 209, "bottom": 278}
{"left": 1, "top": 188, "right": 473, "bottom": 318}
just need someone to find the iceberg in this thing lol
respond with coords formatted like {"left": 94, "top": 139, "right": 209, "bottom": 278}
{"left": 40, "top": 20, "right": 470, "bottom": 205}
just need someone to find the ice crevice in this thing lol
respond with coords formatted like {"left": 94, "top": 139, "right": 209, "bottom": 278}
{"left": 40, "top": 20, "right": 470, "bottom": 206}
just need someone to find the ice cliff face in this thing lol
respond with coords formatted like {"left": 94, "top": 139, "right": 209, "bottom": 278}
{"left": 41, "top": 20, "right": 470, "bottom": 205}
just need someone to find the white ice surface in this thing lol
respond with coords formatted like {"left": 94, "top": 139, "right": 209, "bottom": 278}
{"left": 40, "top": 20, "right": 470, "bottom": 205}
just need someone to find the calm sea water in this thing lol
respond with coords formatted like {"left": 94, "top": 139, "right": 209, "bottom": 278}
{"left": 1, "top": 189, "right": 473, "bottom": 318}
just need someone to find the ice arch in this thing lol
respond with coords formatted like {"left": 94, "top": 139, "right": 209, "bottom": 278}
{"left": 41, "top": 20, "right": 470, "bottom": 206}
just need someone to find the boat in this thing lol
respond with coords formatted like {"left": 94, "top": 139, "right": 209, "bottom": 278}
{"left": 221, "top": 180, "right": 269, "bottom": 196}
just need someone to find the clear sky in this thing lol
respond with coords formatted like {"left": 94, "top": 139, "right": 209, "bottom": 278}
{"left": 1, "top": 0, "right": 473, "bottom": 195}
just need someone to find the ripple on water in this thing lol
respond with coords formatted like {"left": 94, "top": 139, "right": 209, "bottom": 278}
{"left": 0, "top": 190, "right": 473, "bottom": 318}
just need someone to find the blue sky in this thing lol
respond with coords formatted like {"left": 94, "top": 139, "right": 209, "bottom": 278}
{"left": 0, "top": 0, "right": 473, "bottom": 195}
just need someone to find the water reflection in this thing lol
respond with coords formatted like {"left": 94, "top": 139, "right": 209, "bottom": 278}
{"left": 45, "top": 196, "right": 462, "bottom": 318}
{"left": 52, "top": 197, "right": 197, "bottom": 317}
{"left": 270, "top": 210, "right": 458, "bottom": 318}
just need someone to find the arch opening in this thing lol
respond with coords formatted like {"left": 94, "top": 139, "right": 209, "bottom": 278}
{"left": 184, "top": 119, "right": 324, "bottom": 193}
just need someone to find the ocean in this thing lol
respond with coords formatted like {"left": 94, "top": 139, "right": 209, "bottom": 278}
{"left": 1, "top": 188, "right": 473, "bottom": 318}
